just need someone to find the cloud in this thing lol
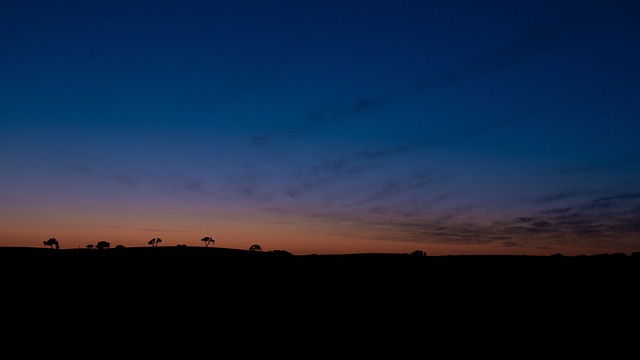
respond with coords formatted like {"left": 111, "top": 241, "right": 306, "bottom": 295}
{"left": 233, "top": 99, "right": 550, "bottom": 213}
{"left": 110, "top": 174, "right": 139, "bottom": 187}
{"left": 498, "top": 192, "right": 640, "bottom": 245}
{"left": 66, "top": 161, "right": 141, "bottom": 188}
{"left": 537, "top": 188, "right": 581, "bottom": 203}
{"left": 308, "top": 96, "right": 392, "bottom": 124}
{"left": 278, "top": 190, "right": 640, "bottom": 254}
{"left": 298, "top": 12, "right": 586, "bottom": 139}
{"left": 359, "top": 171, "right": 447, "bottom": 204}
{"left": 103, "top": 225, "right": 191, "bottom": 233}
{"left": 416, "top": 14, "right": 587, "bottom": 93}
{"left": 157, "top": 175, "right": 210, "bottom": 196}
{"left": 562, "top": 154, "right": 640, "bottom": 175}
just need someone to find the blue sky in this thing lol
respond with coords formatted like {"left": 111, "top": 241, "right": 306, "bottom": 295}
{"left": 1, "top": 0, "right": 639, "bottom": 255}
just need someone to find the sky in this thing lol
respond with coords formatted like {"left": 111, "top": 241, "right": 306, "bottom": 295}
{"left": 1, "top": 0, "right": 639, "bottom": 255}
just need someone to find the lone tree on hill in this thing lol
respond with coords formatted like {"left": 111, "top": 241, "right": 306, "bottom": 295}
{"left": 148, "top": 237, "right": 162, "bottom": 247}
{"left": 201, "top": 236, "right": 215, "bottom": 247}
{"left": 44, "top": 238, "right": 59, "bottom": 249}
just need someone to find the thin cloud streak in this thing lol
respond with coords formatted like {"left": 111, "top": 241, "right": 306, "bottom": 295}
{"left": 103, "top": 225, "right": 191, "bottom": 233}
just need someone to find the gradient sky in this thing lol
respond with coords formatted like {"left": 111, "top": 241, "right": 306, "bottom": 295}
{"left": 2, "top": 0, "right": 639, "bottom": 255}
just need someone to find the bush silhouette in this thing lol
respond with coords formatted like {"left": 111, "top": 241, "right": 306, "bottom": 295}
{"left": 96, "top": 241, "right": 110, "bottom": 249}
{"left": 44, "top": 238, "right": 59, "bottom": 249}
{"left": 249, "top": 244, "right": 262, "bottom": 252}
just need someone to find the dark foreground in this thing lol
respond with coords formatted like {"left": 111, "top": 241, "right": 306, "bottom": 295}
{"left": 2, "top": 246, "right": 639, "bottom": 348}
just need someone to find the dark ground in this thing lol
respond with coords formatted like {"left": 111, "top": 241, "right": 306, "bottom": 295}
{"left": 2, "top": 246, "right": 639, "bottom": 350}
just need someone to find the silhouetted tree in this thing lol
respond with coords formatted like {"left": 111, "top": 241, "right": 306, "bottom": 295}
{"left": 410, "top": 250, "right": 427, "bottom": 256}
{"left": 44, "top": 238, "right": 59, "bottom": 249}
{"left": 96, "top": 241, "right": 110, "bottom": 249}
{"left": 249, "top": 244, "right": 262, "bottom": 252}
{"left": 86, "top": 244, "right": 94, "bottom": 249}
{"left": 201, "top": 236, "right": 215, "bottom": 247}
{"left": 148, "top": 238, "right": 162, "bottom": 247}
{"left": 115, "top": 244, "right": 125, "bottom": 249}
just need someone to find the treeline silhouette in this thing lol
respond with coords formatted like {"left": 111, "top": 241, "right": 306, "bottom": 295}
{"left": 2, "top": 245, "right": 639, "bottom": 340}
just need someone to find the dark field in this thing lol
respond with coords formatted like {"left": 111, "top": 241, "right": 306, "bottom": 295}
{"left": 3, "top": 246, "right": 639, "bottom": 347}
